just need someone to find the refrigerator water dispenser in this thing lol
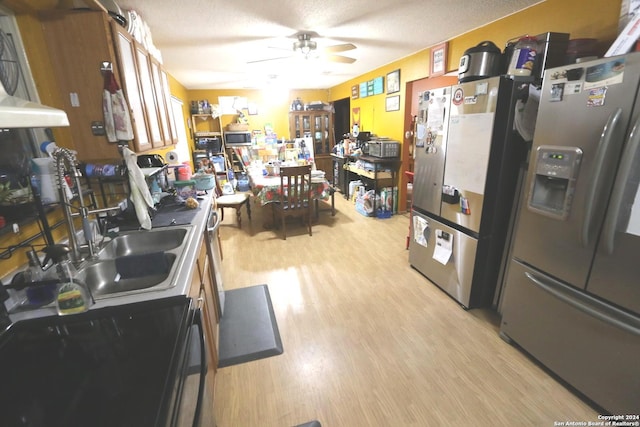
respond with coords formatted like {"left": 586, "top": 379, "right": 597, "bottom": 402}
{"left": 528, "top": 146, "right": 582, "bottom": 219}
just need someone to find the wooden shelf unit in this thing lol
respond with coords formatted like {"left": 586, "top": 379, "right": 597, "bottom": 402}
{"left": 289, "top": 110, "right": 335, "bottom": 173}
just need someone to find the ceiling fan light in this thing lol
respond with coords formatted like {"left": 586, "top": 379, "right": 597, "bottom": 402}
{"left": 293, "top": 39, "right": 317, "bottom": 56}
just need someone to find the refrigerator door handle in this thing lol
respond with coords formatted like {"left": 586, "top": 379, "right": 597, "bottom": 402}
{"left": 581, "top": 108, "right": 623, "bottom": 247}
{"left": 524, "top": 271, "right": 640, "bottom": 337}
{"left": 600, "top": 116, "right": 640, "bottom": 254}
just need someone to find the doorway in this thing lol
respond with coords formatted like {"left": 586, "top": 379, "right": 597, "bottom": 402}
{"left": 333, "top": 97, "right": 350, "bottom": 143}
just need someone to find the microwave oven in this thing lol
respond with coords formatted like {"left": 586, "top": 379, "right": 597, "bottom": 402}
{"left": 224, "top": 131, "right": 251, "bottom": 146}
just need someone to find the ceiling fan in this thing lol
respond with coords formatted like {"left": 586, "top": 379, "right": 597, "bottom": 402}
{"left": 248, "top": 32, "right": 356, "bottom": 64}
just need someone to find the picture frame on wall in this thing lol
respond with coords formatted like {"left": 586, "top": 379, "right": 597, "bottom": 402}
{"left": 360, "top": 81, "right": 368, "bottom": 98}
{"left": 385, "top": 95, "right": 400, "bottom": 112}
{"left": 373, "top": 76, "right": 384, "bottom": 95}
{"left": 430, "top": 42, "right": 448, "bottom": 77}
{"left": 386, "top": 69, "right": 400, "bottom": 94}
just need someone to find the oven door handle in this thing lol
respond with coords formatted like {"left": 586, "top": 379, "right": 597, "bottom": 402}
{"left": 192, "top": 307, "right": 207, "bottom": 427}
{"left": 207, "top": 208, "right": 221, "bottom": 233}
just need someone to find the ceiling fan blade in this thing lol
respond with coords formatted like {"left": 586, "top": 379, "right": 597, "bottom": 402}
{"left": 325, "top": 54, "right": 356, "bottom": 64}
{"left": 323, "top": 43, "right": 356, "bottom": 53}
{"left": 247, "top": 55, "right": 293, "bottom": 64}
{"left": 267, "top": 45, "right": 292, "bottom": 52}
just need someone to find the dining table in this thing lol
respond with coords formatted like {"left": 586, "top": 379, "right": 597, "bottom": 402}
{"left": 247, "top": 165, "right": 335, "bottom": 220}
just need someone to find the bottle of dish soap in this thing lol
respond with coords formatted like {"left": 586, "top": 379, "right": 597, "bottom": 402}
{"left": 43, "top": 244, "right": 93, "bottom": 315}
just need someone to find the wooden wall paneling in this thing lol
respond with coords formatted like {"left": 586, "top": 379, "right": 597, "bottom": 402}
{"left": 40, "top": 10, "right": 121, "bottom": 161}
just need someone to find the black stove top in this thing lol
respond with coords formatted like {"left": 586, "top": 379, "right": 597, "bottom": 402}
{"left": 0, "top": 296, "right": 190, "bottom": 427}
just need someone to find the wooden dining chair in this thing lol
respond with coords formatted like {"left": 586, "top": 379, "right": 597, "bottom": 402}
{"left": 272, "top": 164, "right": 312, "bottom": 240}
{"left": 213, "top": 172, "right": 251, "bottom": 228}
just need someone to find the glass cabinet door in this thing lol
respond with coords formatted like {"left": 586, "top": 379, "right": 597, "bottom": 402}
{"left": 303, "top": 115, "right": 310, "bottom": 133}
{"left": 289, "top": 111, "right": 334, "bottom": 156}
{"left": 314, "top": 115, "right": 322, "bottom": 153}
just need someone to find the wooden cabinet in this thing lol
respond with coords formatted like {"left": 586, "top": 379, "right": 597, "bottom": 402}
{"left": 191, "top": 233, "right": 220, "bottom": 369}
{"left": 191, "top": 114, "right": 223, "bottom": 144}
{"left": 161, "top": 69, "right": 180, "bottom": 145}
{"left": 191, "top": 114, "right": 227, "bottom": 174}
{"left": 289, "top": 110, "right": 335, "bottom": 173}
{"left": 151, "top": 58, "right": 177, "bottom": 145}
{"left": 112, "top": 24, "right": 151, "bottom": 152}
{"left": 134, "top": 42, "right": 163, "bottom": 149}
{"left": 40, "top": 10, "right": 176, "bottom": 159}
{"left": 189, "top": 232, "right": 220, "bottom": 425}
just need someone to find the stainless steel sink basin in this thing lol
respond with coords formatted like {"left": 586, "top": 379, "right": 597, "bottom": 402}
{"left": 97, "top": 227, "right": 188, "bottom": 259}
{"left": 78, "top": 253, "right": 177, "bottom": 297}
{"left": 77, "top": 225, "right": 193, "bottom": 299}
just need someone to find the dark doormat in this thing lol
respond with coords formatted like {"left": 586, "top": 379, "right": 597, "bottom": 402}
{"left": 218, "top": 284, "right": 283, "bottom": 368}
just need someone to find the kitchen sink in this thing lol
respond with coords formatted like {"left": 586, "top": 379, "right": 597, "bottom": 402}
{"left": 78, "top": 253, "right": 177, "bottom": 297}
{"left": 75, "top": 225, "right": 193, "bottom": 299}
{"left": 97, "top": 227, "right": 188, "bottom": 259}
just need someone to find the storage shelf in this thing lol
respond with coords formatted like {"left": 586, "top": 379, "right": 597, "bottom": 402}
{"left": 344, "top": 155, "right": 401, "bottom": 214}
{"left": 195, "top": 132, "right": 222, "bottom": 137}
{"left": 346, "top": 166, "right": 393, "bottom": 180}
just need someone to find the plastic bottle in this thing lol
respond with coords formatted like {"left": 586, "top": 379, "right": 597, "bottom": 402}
{"left": 507, "top": 36, "right": 537, "bottom": 76}
{"left": 22, "top": 249, "right": 55, "bottom": 307}
{"left": 23, "top": 250, "right": 43, "bottom": 282}
{"left": 43, "top": 245, "right": 93, "bottom": 315}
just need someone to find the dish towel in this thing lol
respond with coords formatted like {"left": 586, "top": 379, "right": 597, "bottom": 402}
{"left": 103, "top": 69, "right": 134, "bottom": 143}
{"left": 122, "top": 147, "right": 154, "bottom": 229}
{"left": 514, "top": 84, "right": 541, "bottom": 142}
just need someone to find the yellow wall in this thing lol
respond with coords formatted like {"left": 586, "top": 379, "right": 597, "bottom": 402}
{"left": 329, "top": 0, "right": 622, "bottom": 145}
{"left": 187, "top": 88, "right": 330, "bottom": 140}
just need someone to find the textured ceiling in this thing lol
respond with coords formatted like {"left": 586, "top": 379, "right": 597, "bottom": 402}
{"left": 115, "top": 0, "right": 542, "bottom": 90}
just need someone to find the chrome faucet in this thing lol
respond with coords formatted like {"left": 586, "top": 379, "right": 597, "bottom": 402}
{"left": 52, "top": 148, "right": 121, "bottom": 263}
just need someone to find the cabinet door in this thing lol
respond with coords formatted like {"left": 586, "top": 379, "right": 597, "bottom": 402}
{"left": 324, "top": 113, "right": 333, "bottom": 153}
{"left": 303, "top": 114, "right": 310, "bottom": 134}
{"left": 197, "top": 238, "right": 219, "bottom": 369}
{"left": 201, "top": 266, "right": 219, "bottom": 371}
{"left": 150, "top": 58, "right": 174, "bottom": 146}
{"left": 112, "top": 25, "right": 151, "bottom": 152}
{"left": 313, "top": 115, "right": 322, "bottom": 154}
{"left": 40, "top": 11, "right": 121, "bottom": 161}
{"left": 134, "top": 42, "right": 163, "bottom": 148}
{"left": 292, "top": 115, "right": 300, "bottom": 138}
{"left": 161, "top": 69, "right": 179, "bottom": 145}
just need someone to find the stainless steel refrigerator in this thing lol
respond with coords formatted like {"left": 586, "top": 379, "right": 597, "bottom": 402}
{"left": 500, "top": 54, "right": 640, "bottom": 414}
{"left": 409, "top": 76, "right": 528, "bottom": 308}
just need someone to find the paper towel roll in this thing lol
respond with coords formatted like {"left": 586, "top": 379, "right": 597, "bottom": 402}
{"left": 166, "top": 150, "right": 179, "bottom": 164}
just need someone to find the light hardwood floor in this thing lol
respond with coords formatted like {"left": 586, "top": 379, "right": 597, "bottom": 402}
{"left": 213, "top": 194, "right": 599, "bottom": 427}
